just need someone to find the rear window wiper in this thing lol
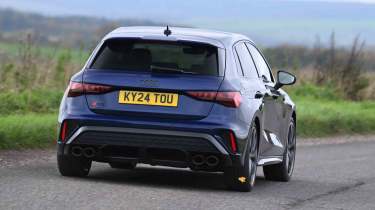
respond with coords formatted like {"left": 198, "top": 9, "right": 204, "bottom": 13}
{"left": 150, "top": 65, "right": 197, "bottom": 75}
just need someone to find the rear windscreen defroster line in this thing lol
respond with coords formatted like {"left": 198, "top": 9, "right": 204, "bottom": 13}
{"left": 90, "top": 38, "right": 219, "bottom": 76}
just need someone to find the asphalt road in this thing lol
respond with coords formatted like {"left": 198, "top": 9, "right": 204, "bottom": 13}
{"left": 1, "top": 136, "right": 375, "bottom": 210}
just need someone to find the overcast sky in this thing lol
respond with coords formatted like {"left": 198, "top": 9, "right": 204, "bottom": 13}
{"left": 300, "top": 0, "right": 375, "bottom": 2}
{"left": 0, "top": 0, "right": 374, "bottom": 20}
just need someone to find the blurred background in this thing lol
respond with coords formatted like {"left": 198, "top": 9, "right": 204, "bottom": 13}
{"left": 0, "top": 0, "right": 374, "bottom": 149}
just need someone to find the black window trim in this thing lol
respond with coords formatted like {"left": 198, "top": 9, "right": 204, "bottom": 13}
{"left": 243, "top": 41, "right": 260, "bottom": 78}
{"left": 233, "top": 42, "right": 245, "bottom": 77}
{"left": 233, "top": 41, "right": 260, "bottom": 79}
{"left": 245, "top": 42, "right": 275, "bottom": 83}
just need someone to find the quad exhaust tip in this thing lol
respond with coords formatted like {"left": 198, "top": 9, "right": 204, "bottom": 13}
{"left": 82, "top": 147, "right": 96, "bottom": 158}
{"left": 191, "top": 154, "right": 220, "bottom": 167}
{"left": 71, "top": 146, "right": 96, "bottom": 158}
{"left": 71, "top": 146, "right": 83, "bottom": 157}
{"left": 191, "top": 155, "right": 205, "bottom": 166}
{"left": 206, "top": 155, "right": 220, "bottom": 167}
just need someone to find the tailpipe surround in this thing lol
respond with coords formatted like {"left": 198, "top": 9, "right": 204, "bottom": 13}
{"left": 206, "top": 155, "right": 220, "bottom": 167}
{"left": 191, "top": 154, "right": 205, "bottom": 166}
{"left": 71, "top": 146, "right": 83, "bottom": 157}
{"left": 82, "top": 147, "right": 96, "bottom": 158}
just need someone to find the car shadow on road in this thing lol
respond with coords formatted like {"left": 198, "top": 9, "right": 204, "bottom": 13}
{"left": 83, "top": 163, "right": 274, "bottom": 192}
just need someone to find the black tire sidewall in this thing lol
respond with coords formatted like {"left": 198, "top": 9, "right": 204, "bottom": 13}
{"left": 224, "top": 123, "right": 258, "bottom": 192}
{"left": 285, "top": 119, "right": 296, "bottom": 178}
{"left": 57, "top": 155, "right": 91, "bottom": 177}
{"left": 263, "top": 118, "right": 296, "bottom": 181}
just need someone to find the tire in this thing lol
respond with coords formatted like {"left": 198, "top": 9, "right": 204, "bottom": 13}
{"left": 263, "top": 118, "right": 296, "bottom": 182}
{"left": 109, "top": 162, "right": 136, "bottom": 170}
{"left": 224, "top": 123, "right": 259, "bottom": 192}
{"left": 57, "top": 155, "right": 91, "bottom": 177}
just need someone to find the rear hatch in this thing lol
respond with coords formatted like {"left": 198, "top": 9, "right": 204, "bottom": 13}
{"left": 82, "top": 38, "right": 224, "bottom": 120}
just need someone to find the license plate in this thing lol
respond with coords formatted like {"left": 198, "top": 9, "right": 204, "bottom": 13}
{"left": 118, "top": 90, "right": 178, "bottom": 107}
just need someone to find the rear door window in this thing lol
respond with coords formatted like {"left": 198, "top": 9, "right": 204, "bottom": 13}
{"left": 90, "top": 39, "right": 219, "bottom": 76}
{"left": 234, "top": 43, "right": 259, "bottom": 78}
{"left": 245, "top": 43, "right": 273, "bottom": 82}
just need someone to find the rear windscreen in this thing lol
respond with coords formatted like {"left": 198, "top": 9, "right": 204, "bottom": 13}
{"left": 90, "top": 39, "right": 219, "bottom": 76}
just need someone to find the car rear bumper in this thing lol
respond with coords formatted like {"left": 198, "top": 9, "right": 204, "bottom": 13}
{"left": 58, "top": 126, "right": 243, "bottom": 171}
{"left": 67, "top": 126, "right": 229, "bottom": 154}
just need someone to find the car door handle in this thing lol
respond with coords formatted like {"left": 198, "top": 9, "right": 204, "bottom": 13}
{"left": 255, "top": 91, "right": 264, "bottom": 99}
{"left": 255, "top": 90, "right": 273, "bottom": 99}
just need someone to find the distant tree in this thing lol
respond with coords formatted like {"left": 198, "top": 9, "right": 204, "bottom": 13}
{"left": 312, "top": 33, "right": 368, "bottom": 100}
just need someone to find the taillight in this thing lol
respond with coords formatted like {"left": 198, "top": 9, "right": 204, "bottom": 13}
{"left": 220, "top": 130, "right": 238, "bottom": 153}
{"left": 216, "top": 92, "right": 242, "bottom": 108}
{"left": 67, "top": 81, "right": 113, "bottom": 97}
{"left": 60, "top": 121, "right": 68, "bottom": 142}
{"left": 186, "top": 91, "right": 216, "bottom": 101}
{"left": 186, "top": 91, "right": 241, "bottom": 108}
{"left": 67, "top": 82, "right": 84, "bottom": 97}
{"left": 59, "top": 120, "right": 79, "bottom": 143}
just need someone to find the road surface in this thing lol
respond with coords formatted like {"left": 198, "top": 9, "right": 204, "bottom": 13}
{"left": 1, "top": 136, "right": 375, "bottom": 210}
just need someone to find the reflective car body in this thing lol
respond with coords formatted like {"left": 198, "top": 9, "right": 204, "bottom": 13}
{"left": 57, "top": 27, "right": 297, "bottom": 191}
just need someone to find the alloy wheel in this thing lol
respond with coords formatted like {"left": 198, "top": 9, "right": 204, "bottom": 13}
{"left": 249, "top": 126, "right": 258, "bottom": 186}
{"left": 286, "top": 123, "right": 296, "bottom": 176}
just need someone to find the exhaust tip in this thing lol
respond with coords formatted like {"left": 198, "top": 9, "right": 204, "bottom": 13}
{"left": 192, "top": 154, "right": 205, "bottom": 166}
{"left": 82, "top": 147, "right": 96, "bottom": 158}
{"left": 206, "top": 155, "right": 220, "bottom": 167}
{"left": 71, "top": 146, "right": 83, "bottom": 157}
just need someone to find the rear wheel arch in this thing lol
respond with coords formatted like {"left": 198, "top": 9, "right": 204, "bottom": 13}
{"left": 241, "top": 114, "right": 261, "bottom": 162}
{"left": 291, "top": 111, "right": 296, "bottom": 139}
{"left": 225, "top": 116, "right": 260, "bottom": 192}
{"left": 253, "top": 116, "right": 261, "bottom": 151}
{"left": 263, "top": 118, "right": 296, "bottom": 181}
{"left": 254, "top": 117, "right": 260, "bottom": 137}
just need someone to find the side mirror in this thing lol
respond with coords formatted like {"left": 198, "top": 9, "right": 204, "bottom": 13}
{"left": 274, "top": 70, "right": 296, "bottom": 90}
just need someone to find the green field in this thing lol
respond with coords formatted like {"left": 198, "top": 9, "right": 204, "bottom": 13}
{"left": 0, "top": 41, "right": 89, "bottom": 64}
{"left": 289, "top": 84, "right": 375, "bottom": 136}
{"left": 297, "top": 99, "right": 375, "bottom": 137}
{"left": 0, "top": 84, "right": 374, "bottom": 149}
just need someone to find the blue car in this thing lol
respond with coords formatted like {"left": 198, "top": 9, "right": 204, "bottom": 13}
{"left": 57, "top": 26, "right": 297, "bottom": 192}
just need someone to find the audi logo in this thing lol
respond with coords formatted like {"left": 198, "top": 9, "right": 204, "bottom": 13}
{"left": 140, "top": 79, "right": 159, "bottom": 87}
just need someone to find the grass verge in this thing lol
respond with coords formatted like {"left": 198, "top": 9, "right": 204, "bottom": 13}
{"left": 297, "top": 99, "right": 375, "bottom": 137}
{"left": 0, "top": 90, "right": 63, "bottom": 115}
{"left": 289, "top": 83, "right": 375, "bottom": 137}
{"left": 0, "top": 114, "right": 57, "bottom": 149}
{"left": 0, "top": 83, "right": 375, "bottom": 149}
{"left": 1, "top": 100, "right": 375, "bottom": 149}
